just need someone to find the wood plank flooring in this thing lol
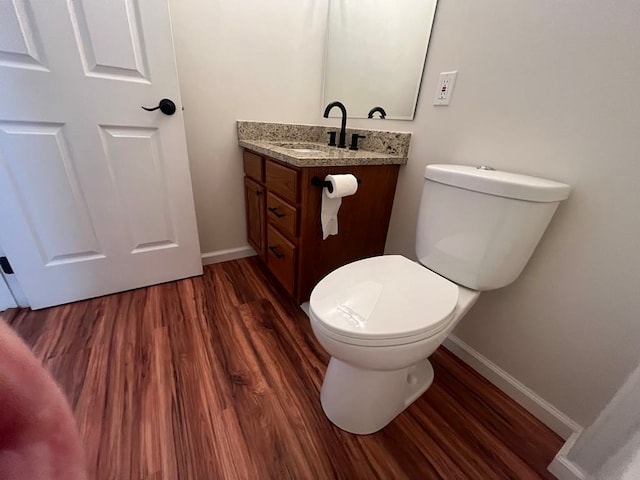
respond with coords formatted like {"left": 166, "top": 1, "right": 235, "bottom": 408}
{"left": 1, "top": 258, "right": 563, "bottom": 479}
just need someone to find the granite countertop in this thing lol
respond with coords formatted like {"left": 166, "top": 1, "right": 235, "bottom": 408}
{"left": 238, "top": 139, "right": 407, "bottom": 167}
{"left": 237, "top": 121, "right": 410, "bottom": 167}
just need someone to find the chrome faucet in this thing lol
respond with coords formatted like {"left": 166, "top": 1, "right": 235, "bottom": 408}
{"left": 323, "top": 101, "right": 348, "bottom": 148}
{"left": 367, "top": 106, "right": 387, "bottom": 119}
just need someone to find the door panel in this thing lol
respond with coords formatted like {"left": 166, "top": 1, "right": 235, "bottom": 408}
{"left": 68, "top": 0, "right": 149, "bottom": 81}
{"left": 0, "top": 122, "right": 102, "bottom": 264}
{"left": 99, "top": 126, "right": 176, "bottom": 252}
{"left": 0, "top": 0, "right": 202, "bottom": 308}
{"left": 0, "top": 0, "right": 47, "bottom": 70}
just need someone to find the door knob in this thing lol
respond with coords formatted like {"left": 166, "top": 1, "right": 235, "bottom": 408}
{"left": 141, "top": 98, "right": 176, "bottom": 115}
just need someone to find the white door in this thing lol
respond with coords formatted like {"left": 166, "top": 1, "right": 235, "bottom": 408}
{"left": 0, "top": 0, "right": 202, "bottom": 309}
{"left": 0, "top": 274, "right": 16, "bottom": 311}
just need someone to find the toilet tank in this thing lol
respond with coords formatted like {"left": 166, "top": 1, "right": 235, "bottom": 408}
{"left": 416, "top": 165, "right": 571, "bottom": 291}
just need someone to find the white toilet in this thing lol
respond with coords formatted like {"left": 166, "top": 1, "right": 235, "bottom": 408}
{"left": 308, "top": 164, "right": 571, "bottom": 434}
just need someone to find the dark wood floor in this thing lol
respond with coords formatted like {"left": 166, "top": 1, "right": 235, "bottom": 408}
{"left": 2, "top": 258, "right": 562, "bottom": 479}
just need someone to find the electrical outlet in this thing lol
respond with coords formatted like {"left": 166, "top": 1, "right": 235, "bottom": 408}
{"left": 433, "top": 71, "right": 458, "bottom": 106}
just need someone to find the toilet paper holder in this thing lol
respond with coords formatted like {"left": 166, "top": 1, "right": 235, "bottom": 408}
{"left": 311, "top": 175, "right": 361, "bottom": 194}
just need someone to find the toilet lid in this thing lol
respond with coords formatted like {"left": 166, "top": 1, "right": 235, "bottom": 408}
{"left": 309, "top": 255, "right": 459, "bottom": 342}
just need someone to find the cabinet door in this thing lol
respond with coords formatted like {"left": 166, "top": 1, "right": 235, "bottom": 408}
{"left": 244, "top": 178, "right": 265, "bottom": 259}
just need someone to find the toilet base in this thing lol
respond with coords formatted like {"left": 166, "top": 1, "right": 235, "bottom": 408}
{"left": 320, "top": 357, "right": 434, "bottom": 434}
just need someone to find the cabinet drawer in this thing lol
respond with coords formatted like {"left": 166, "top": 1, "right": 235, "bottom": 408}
{"left": 267, "top": 225, "right": 296, "bottom": 295}
{"left": 266, "top": 192, "right": 297, "bottom": 239}
{"left": 265, "top": 160, "right": 298, "bottom": 203}
{"left": 243, "top": 151, "right": 264, "bottom": 182}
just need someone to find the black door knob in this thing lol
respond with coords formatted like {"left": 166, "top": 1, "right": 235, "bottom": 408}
{"left": 141, "top": 98, "right": 177, "bottom": 115}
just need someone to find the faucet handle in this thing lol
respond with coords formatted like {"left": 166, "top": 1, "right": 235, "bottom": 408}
{"left": 349, "top": 134, "right": 366, "bottom": 151}
{"left": 327, "top": 131, "right": 337, "bottom": 147}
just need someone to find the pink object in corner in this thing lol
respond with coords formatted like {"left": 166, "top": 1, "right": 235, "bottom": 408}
{"left": 0, "top": 320, "right": 87, "bottom": 480}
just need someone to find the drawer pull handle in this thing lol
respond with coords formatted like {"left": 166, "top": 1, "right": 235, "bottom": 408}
{"left": 256, "top": 189, "right": 262, "bottom": 196}
{"left": 268, "top": 207, "right": 285, "bottom": 218}
{"left": 268, "top": 246, "right": 284, "bottom": 259}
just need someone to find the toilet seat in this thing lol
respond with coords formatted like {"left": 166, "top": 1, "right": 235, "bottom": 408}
{"left": 309, "top": 255, "right": 459, "bottom": 347}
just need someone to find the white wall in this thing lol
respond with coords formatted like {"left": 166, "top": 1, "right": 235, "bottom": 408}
{"left": 388, "top": 0, "right": 640, "bottom": 429}
{"left": 169, "top": 0, "right": 327, "bottom": 256}
{"left": 169, "top": 0, "right": 640, "bottom": 429}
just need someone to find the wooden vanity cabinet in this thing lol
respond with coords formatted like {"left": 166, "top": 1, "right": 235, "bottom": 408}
{"left": 242, "top": 149, "right": 400, "bottom": 303}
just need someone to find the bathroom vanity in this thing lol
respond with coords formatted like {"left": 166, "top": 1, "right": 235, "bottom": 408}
{"left": 238, "top": 121, "right": 410, "bottom": 303}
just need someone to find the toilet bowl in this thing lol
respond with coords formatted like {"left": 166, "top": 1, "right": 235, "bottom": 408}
{"left": 308, "top": 164, "right": 571, "bottom": 434}
{"left": 309, "top": 254, "right": 479, "bottom": 434}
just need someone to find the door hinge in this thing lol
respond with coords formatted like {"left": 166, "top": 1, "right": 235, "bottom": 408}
{"left": 0, "top": 257, "right": 14, "bottom": 275}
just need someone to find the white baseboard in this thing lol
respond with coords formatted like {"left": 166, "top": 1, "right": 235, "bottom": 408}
{"left": 548, "top": 431, "right": 587, "bottom": 480}
{"left": 201, "top": 245, "right": 256, "bottom": 265}
{"left": 443, "top": 334, "right": 582, "bottom": 440}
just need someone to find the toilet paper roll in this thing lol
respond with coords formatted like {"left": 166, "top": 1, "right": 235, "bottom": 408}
{"left": 325, "top": 174, "right": 359, "bottom": 199}
{"left": 321, "top": 174, "right": 359, "bottom": 240}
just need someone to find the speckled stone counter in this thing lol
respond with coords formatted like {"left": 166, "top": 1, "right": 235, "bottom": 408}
{"left": 237, "top": 121, "right": 411, "bottom": 167}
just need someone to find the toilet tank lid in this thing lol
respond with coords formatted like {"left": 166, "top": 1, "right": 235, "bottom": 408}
{"left": 424, "top": 164, "right": 571, "bottom": 202}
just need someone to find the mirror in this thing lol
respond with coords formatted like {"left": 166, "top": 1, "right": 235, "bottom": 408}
{"left": 322, "top": 0, "right": 438, "bottom": 120}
